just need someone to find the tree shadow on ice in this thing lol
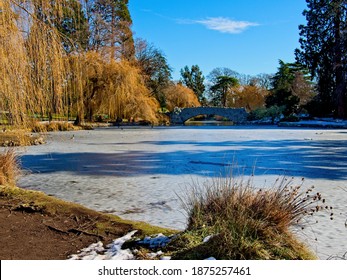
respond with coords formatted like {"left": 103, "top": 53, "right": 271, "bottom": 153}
{"left": 19, "top": 138, "right": 347, "bottom": 180}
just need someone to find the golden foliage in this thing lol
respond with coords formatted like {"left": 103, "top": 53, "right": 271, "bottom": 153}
{"left": 164, "top": 83, "right": 201, "bottom": 111}
{"left": 0, "top": 1, "right": 160, "bottom": 126}
{"left": 0, "top": 0, "right": 71, "bottom": 125}
{"left": 0, "top": 0, "right": 30, "bottom": 125}
{"left": 80, "top": 52, "right": 159, "bottom": 122}
{"left": 227, "top": 85, "right": 268, "bottom": 111}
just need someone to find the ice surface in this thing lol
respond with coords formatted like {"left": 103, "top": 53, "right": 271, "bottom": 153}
{"left": 14, "top": 126, "right": 347, "bottom": 259}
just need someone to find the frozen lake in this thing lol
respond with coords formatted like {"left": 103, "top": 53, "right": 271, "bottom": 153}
{"left": 16, "top": 126, "right": 347, "bottom": 259}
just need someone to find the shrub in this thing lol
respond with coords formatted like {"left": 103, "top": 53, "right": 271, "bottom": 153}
{"left": 169, "top": 175, "right": 330, "bottom": 259}
{"left": 248, "top": 106, "right": 285, "bottom": 123}
{"left": 281, "top": 114, "right": 300, "bottom": 122}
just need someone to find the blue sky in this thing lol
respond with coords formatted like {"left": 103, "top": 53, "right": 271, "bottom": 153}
{"left": 129, "top": 0, "right": 308, "bottom": 80}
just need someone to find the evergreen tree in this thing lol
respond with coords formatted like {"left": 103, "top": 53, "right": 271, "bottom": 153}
{"left": 209, "top": 76, "right": 239, "bottom": 107}
{"left": 58, "top": 0, "right": 90, "bottom": 53}
{"left": 266, "top": 60, "right": 313, "bottom": 116}
{"left": 90, "top": 0, "right": 135, "bottom": 60}
{"left": 296, "top": 0, "right": 347, "bottom": 118}
{"left": 31, "top": 1, "right": 89, "bottom": 53}
{"left": 180, "top": 65, "right": 206, "bottom": 104}
{"left": 208, "top": 67, "right": 240, "bottom": 84}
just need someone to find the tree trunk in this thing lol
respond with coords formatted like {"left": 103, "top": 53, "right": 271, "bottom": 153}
{"left": 74, "top": 114, "right": 82, "bottom": 126}
{"left": 333, "top": 5, "right": 346, "bottom": 119}
{"left": 110, "top": 5, "right": 116, "bottom": 60}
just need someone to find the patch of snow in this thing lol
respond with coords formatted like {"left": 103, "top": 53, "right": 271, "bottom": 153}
{"left": 203, "top": 235, "right": 215, "bottom": 243}
{"left": 279, "top": 119, "right": 347, "bottom": 128}
{"left": 69, "top": 230, "right": 137, "bottom": 260}
{"left": 69, "top": 231, "right": 176, "bottom": 260}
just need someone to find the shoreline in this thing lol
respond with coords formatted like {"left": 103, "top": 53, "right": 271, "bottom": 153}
{"left": 2, "top": 125, "right": 347, "bottom": 259}
{"left": 0, "top": 184, "right": 176, "bottom": 260}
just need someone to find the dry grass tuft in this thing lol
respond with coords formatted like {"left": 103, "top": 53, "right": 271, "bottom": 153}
{"left": 168, "top": 175, "right": 331, "bottom": 259}
{"left": 0, "top": 129, "right": 44, "bottom": 146}
{"left": 0, "top": 150, "right": 21, "bottom": 186}
{"left": 31, "top": 121, "right": 78, "bottom": 132}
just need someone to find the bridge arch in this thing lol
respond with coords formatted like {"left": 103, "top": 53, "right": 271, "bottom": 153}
{"left": 170, "top": 107, "right": 248, "bottom": 125}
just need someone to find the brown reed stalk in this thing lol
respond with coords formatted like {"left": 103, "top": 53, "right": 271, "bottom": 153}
{"left": 0, "top": 149, "right": 21, "bottom": 186}
{"left": 174, "top": 173, "right": 330, "bottom": 259}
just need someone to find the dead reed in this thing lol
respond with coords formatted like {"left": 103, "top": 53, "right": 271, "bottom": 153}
{"left": 0, "top": 149, "right": 20, "bottom": 186}
{"left": 30, "top": 121, "right": 78, "bottom": 132}
{"left": 170, "top": 175, "right": 331, "bottom": 259}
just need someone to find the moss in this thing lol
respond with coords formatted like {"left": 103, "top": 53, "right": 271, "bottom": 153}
{"left": 166, "top": 228, "right": 316, "bottom": 260}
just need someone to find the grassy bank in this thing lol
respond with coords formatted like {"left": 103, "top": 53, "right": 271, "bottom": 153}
{"left": 0, "top": 184, "right": 175, "bottom": 237}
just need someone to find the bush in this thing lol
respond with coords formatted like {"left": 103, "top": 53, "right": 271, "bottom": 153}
{"left": 168, "top": 175, "right": 331, "bottom": 259}
{"left": 247, "top": 108, "right": 268, "bottom": 120}
{"left": 281, "top": 114, "right": 300, "bottom": 122}
{"left": 248, "top": 106, "right": 285, "bottom": 123}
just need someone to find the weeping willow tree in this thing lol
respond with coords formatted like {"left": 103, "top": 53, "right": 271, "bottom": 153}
{"left": 163, "top": 83, "right": 201, "bottom": 111}
{"left": 0, "top": 0, "right": 159, "bottom": 127}
{"left": 80, "top": 51, "right": 159, "bottom": 123}
{"left": 27, "top": 2, "right": 71, "bottom": 121}
{"left": 0, "top": 0, "right": 31, "bottom": 125}
{"left": 0, "top": 0, "right": 74, "bottom": 126}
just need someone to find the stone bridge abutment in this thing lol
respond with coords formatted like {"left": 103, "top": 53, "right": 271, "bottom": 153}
{"left": 170, "top": 107, "right": 248, "bottom": 125}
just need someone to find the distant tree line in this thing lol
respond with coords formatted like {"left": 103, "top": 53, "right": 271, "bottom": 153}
{"left": 181, "top": 0, "right": 347, "bottom": 120}
{"left": 1, "top": 0, "right": 346, "bottom": 127}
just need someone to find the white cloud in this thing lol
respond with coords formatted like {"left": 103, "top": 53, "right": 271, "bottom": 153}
{"left": 188, "top": 17, "right": 259, "bottom": 34}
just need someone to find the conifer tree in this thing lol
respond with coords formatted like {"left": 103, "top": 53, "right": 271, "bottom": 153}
{"left": 296, "top": 0, "right": 347, "bottom": 118}
{"left": 180, "top": 65, "right": 206, "bottom": 104}
{"left": 209, "top": 76, "right": 239, "bottom": 107}
{"left": 58, "top": 0, "right": 90, "bottom": 53}
{"left": 90, "top": 0, "right": 135, "bottom": 60}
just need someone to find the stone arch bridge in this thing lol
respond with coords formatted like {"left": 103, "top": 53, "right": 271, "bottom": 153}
{"left": 170, "top": 107, "right": 248, "bottom": 125}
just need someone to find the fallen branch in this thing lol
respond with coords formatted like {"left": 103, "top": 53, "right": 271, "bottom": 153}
{"left": 45, "top": 224, "right": 104, "bottom": 240}
{"left": 67, "top": 228, "right": 105, "bottom": 240}
{"left": 45, "top": 224, "right": 68, "bottom": 234}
